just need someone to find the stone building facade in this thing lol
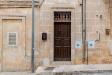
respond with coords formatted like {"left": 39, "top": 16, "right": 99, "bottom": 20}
{"left": 0, "top": 0, "right": 112, "bottom": 72}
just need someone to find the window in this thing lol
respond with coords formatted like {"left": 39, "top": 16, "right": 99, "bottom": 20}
{"left": 8, "top": 32, "right": 18, "bottom": 46}
{"left": 54, "top": 11, "right": 71, "bottom": 22}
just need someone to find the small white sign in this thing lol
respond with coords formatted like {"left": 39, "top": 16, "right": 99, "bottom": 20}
{"left": 75, "top": 40, "right": 82, "bottom": 48}
{"left": 88, "top": 40, "right": 95, "bottom": 48}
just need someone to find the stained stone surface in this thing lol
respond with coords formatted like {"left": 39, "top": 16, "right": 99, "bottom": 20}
{"left": 36, "top": 65, "right": 112, "bottom": 75}
{"left": 0, "top": 0, "right": 112, "bottom": 72}
{"left": 0, "top": 72, "right": 35, "bottom": 75}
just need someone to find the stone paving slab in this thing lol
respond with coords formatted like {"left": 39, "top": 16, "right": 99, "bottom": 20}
{"left": 36, "top": 64, "right": 112, "bottom": 75}
{"left": 36, "top": 64, "right": 112, "bottom": 73}
{"left": 53, "top": 71, "right": 112, "bottom": 75}
{"left": 36, "top": 71, "right": 112, "bottom": 75}
{"left": 0, "top": 72, "right": 35, "bottom": 75}
{"left": 53, "top": 64, "right": 112, "bottom": 72}
{"left": 2, "top": 70, "right": 112, "bottom": 75}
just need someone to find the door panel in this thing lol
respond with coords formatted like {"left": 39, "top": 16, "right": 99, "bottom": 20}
{"left": 54, "top": 22, "right": 71, "bottom": 61}
{"left": 2, "top": 18, "right": 26, "bottom": 71}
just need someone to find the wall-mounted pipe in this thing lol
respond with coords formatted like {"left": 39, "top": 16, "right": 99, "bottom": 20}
{"left": 82, "top": 0, "right": 87, "bottom": 63}
{"left": 31, "top": 0, "right": 45, "bottom": 72}
{"left": 31, "top": 0, "right": 35, "bottom": 73}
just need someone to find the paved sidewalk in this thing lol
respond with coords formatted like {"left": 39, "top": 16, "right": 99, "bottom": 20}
{"left": 53, "top": 71, "right": 112, "bottom": 75}
{"left": 1, "top": 71, "right": 112, "bottom": 75}
{"left": 36, "top": 64, "right": 112, "bottom": 75}
{"left": 0, "top": 72, "right": 35, "bottom": 75}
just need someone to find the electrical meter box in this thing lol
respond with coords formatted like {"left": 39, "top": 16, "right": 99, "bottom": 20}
{"left": 42, "top": 33, "right": 47, "bottom": 41}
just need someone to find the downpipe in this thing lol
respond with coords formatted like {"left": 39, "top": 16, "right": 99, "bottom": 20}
{"left": 31, "top": 0, "right": 35, "bottom": 73}
{"left": 81, "top": 0, "right": 87, "bottom": 63}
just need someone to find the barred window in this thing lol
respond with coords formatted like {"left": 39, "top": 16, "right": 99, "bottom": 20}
{"left": 54, "top": 11, "right": 71, "bottom": 22}
{"left": 8, "top": 32, "right": 17, "bottom": 46}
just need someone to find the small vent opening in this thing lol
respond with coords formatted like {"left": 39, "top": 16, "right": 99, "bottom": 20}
{"left": 8, "top": 32, "right": 17, "bottom": 46}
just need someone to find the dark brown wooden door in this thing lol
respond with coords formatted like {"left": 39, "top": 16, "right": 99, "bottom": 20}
{"left": 54, "top": 22, "right": 71, "bottom": 61}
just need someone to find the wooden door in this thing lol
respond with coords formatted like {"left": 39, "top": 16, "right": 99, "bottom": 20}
{"left": 54, "top": 22, "right": 71, "bottom": 61}
{"left": 54, "top": 12, "right": 71, "bottom": 61}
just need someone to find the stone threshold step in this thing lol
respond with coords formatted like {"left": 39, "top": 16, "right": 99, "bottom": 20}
{"left": 36, "top": 64, "right": 112, "bottom": 74}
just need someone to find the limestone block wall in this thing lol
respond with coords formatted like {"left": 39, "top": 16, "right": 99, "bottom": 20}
{"left": 75, "top": 0, "right": 112, "bottom": 64}
{"left": 0, "top": 7, "right": 39, "bottom": 71}
{"left": 36, "top": 0, "right": 112, "bottom": 65}
{"left": 0, "top": 0, "right": 112, "bottom": 72}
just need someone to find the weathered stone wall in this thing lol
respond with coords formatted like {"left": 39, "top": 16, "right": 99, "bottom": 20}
{"left": 37, "top": 0, "right": 112, "bottom": 65}
{"left": 0, "top": 7, "right": 39, "bottom": 71}
{"left": 75, "top": 0, "right": 112, "bottom": 64}
{"left": 0, "top": 0, "right": 112, "bottom": 72}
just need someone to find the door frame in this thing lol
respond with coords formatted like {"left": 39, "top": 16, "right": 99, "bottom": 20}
{"left": 1, "top": 16, "right": 26, "bottom": 71}
{"left": 50, "top": 7, "right": 75, "bottom": 65}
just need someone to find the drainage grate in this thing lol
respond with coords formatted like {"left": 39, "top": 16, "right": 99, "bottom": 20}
{"left": 45, "top": 67, "right": 55, "bottom": 70}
